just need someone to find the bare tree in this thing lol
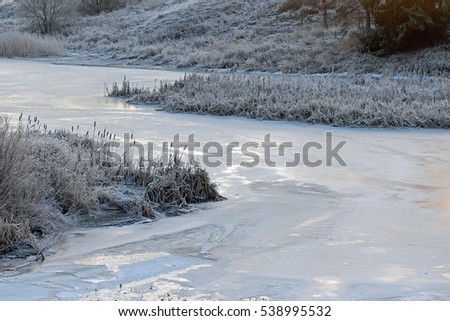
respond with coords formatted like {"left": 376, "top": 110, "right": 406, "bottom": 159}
{"left": 17, "top": 0, "right": 74, "bottom": 34}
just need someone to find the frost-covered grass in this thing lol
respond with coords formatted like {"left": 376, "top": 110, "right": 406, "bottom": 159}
{"left": 110, "top": 73, "right": 450, "bottom": 128}
{"left": 64, "top": 0, "right": 369, "bottom": 73}
{"left": 0, "top": 31, "right": 65, "bottom": 57}
{"left": 0, "top": 116, "right": 222, "bottom": 256}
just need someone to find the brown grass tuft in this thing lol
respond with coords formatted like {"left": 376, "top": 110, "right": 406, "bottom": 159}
{"left": 0, "top": 221, "right": 33, "bottom": 255}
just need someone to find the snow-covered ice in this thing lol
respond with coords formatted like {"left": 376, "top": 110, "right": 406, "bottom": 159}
{"left": 1, "top": 59, "right": 450, "bottom": 301}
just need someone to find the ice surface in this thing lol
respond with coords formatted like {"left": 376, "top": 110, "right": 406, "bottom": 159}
{"left": 1, "top": 59, "right": 450, "bottom": 301}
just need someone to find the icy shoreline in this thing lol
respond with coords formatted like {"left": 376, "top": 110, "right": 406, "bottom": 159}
{"left": 1, "top": 60, "right": 450, "bottom": 300}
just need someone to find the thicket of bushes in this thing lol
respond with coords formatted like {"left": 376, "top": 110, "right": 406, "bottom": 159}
{"left": 361, "top": 0, "right": 450, "bottom": 55}
{"left": 279, "top": 0, "right": 449, "bottom": 55}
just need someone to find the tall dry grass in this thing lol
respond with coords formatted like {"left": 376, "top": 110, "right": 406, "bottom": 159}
{"left": 109, "top": 73, "right": 450, "bottom": 128}
{"left": 0, "top": 116, "right": 222, "bottom": 256}
{"left": 0, "top": 117, "right": 103, "bottom": 255}
{"left": 0, "top": 31, "right": 65, "bottom": 57}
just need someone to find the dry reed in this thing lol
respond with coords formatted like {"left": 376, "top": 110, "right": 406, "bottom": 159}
{"left": 0, "top": 116, "right": 222, "bottom": 256}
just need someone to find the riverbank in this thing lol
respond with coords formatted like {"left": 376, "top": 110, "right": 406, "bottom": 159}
{"left": 107, "top": 72, "right": 450, "bottom": 128}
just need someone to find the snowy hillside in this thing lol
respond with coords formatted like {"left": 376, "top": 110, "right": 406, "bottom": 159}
{"left": 1, "top": 0, "right": 448, "bottom": 74}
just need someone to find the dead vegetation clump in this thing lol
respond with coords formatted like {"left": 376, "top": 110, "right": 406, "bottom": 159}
{"left": 110, "top": 73, "right": 450, "bottom": 128}
{"left": 105, "top": 76, "right": 146, "bottom": 98}
{"left": 0, "top": 220, "right": 33, "bottom": 255}
{"left": 144, "top": 155, "right": 223, "bottom": 215}
{"left": 114, "top": 149, "right": 223, "bottom": 216}
{"left": 0, "top": 116, "right": 223, "bottom": 256}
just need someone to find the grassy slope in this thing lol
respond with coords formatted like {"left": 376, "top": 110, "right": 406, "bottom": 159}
{"left": 67, "top": 0, "right": 449, "bottom": 75}
{"left": 1, "top": 0, "right": 448, "bottom": 74}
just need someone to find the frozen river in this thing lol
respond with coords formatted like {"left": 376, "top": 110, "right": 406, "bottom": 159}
{"left": 1, "top": 59, "right": 450, "bottom": 300}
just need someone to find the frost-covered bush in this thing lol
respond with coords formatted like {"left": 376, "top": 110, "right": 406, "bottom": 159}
{"left": 0, "top": 31, "right": 65, "bottom": 56}
{"left": 111, "top": 73, "right": 450, "bottom": 128}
